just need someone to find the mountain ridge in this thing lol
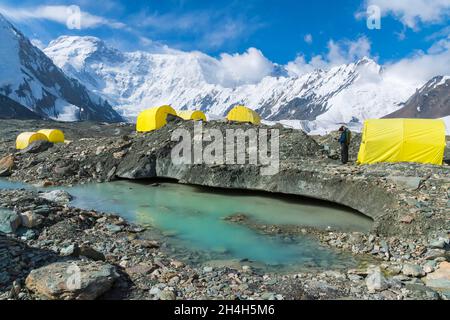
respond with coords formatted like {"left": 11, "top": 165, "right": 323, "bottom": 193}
{"left": 0, "top": 15, "right": 123, "bottom": 122}
{"left": 44, "top": 35, "right": 419, "bottom": 131}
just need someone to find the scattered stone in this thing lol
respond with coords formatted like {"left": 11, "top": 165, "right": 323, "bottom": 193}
{"left": 429, "top": 238, "right": 447, "bottom": 249}
{"left": 423, "top": 262, "right": 450, "bottom": 296}
{"left": 423, "top": 261, "right": 437, "bottom": 274}
{"left": 0, "top": 155, "right": 14, "bottom": 177}
{"left": 400, "top": 215, "right": 414, "bottom": 224}
{"left": 25, "top": 261, "right": 119, "bottom": 300}
{"left": 170, "top": 260, "right": 185, "bottom": 269}
{"left": 79, "top": 245, "right": 105, "bottom": 261}
{"left": 365, "top": 267, "right": 389, "bottom": 293}
{"left": 39, "top": 190, "right": 72, "bottom": 204}
{"left": 159, "top": 290, "right": 176, "bottom": 300}
{"left": 0, "top": 209, "right": 21, "bottom": 234}
{"left": 125, "top": 263, "right": 156, "bottom": 276}
{"left": 19, "top": 211, "right": 43, "bottom": 228}
{"left": 60, "top": 244, "right": 80, "bottom": 257}
{"left": 203, "top": 266, "right": 213, "bottom": 273}
{"left": 424, "top": 249, "right": 447, "bottom": 260}
{"left": 105, "top": 224, "right": 122, "bottom": 234}
{"left": 402, "top": 264, "right": 424, "bottom": 277}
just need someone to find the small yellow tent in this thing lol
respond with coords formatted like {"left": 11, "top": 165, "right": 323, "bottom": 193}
{"left": 136, "top": 105, "right": 177, "bottom": 132}
{"left": 177, "top": 110, "right": 207, "bottom": 122}
{"left": 16, "top": 132, "right": 49, "bottom": 150}
{"left": 226, "top": 105, "right": 261, "bottom": 125}
{"left": 37, "top": 129, "right": 65, "bottom": 143}
{"left": 357, "top": 119, "right": 446, "bottom": 165}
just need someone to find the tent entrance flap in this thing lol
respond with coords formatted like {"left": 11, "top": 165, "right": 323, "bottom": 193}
{"left": 357, "top": 119, "right": 446, "bottom": 165}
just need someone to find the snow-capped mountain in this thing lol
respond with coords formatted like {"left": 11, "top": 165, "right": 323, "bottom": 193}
{"left": 385, "top": 76, "right": 450, "bottom": 119}
{"left": 44, "top": 36, "right": 419, "bottom": 130}
{"left": 0, "top": 15, "right": 122, "bottom": 122}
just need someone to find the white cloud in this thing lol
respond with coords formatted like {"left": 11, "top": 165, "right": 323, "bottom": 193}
{"left": 304, "top": 34, "right": 313, "bottom": 44}
{"left": 0, "top": 5, "right": 125, "bottom": 30}
{"left": 198, "top": 48, "right": 275, "bottom": 87}
{"left": 286, "top": 36, "right": 372, "bottom": 76}
{"left": 365, "top": 0, "right": 450, "bottom": 29}
{"left": 384, "top": 38, "right": 450, "bottom": 87}
{"left": 216, "top": 48, "right": 275, "bottom": 87}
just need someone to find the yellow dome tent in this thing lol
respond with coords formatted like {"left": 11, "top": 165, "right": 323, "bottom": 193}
{"left": 177, "top": 110, "right": 207, "bottom": 122}
{"left": 16, "top": 132, "right": 49, "bottom": 150}
{"left": 357, "top": 119, "right": 446, "bottom": 165}
{"left": 226, "top": 105, "right": 261, "bottom": 125}
{"left": 37, "top": 129, "right": 65, "bottom": 143}
{"left": 136, "top": 105, "right": 177, "bottom": 132}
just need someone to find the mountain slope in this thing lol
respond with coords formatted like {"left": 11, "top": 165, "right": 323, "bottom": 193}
{"left": 0, "top": 15, "right": 122, "bottom": 122}
{"left": 384, "top": 76, "right": 450, "bottom": 119}
{"left": 0, "top": 94, "right": 42, "bottom": 119}
{"left": 44, "top": 36, "right": 418, "bottom": 129}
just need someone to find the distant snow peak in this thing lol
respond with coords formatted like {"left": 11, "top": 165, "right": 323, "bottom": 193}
{"left": 44, "top": 36, "right": 421, "bottom": 129}
{"left": 0, "top": 14, "right": 122, "bottom": 122}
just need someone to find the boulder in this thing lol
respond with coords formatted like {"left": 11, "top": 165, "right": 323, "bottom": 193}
{"left": 39, "top": 190, "right": 72, "bottom": 204}
{"left": 19, "top": 211, "right": 43, "bottom": 228}
{"left": 60, "top": 244, "right": 80, "bottom": 257}
{"left": 25, "top": 261, "right": 119, "bottom": 300}
{"left": 402, "top": 264, "right": 425, "bottom": 277}
{"left": 365, "top": 266, "right": 389, "bottom": 293}
{"left": 0, "top": 209, "right": 21, "bottom": 234}
{"left": 0, "top": 155, "right": 14, "bottom": 177}
{"left": 423, "top": 262, "right": 450, "bottom": 296}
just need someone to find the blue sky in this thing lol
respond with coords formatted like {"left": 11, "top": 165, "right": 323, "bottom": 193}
{"left": 0, "top": 0, "right": 449, "bottom": 66}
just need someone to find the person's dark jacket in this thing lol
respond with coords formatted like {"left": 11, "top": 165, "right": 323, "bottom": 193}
{"left": 339, "top": 128, "right": 351, "bottom": 145}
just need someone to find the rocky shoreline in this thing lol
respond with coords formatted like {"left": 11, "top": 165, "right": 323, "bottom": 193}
{"left": 0, "top": 119, "right": 449, "bottom": 300}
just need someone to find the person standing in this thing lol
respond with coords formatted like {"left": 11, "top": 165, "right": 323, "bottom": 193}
{"left": 338, "top": 126, "right": 351, "bottom": 164}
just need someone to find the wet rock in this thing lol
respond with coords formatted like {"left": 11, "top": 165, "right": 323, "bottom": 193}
{"left": 402, "top": 264, "right": 424, "bottom": 277}
{"left": 19, "top": 211, "right": 43, "bottom": 228}
{"left": 105, "top": 224, "right": 122, "bottom": 234}
{"left": 19, "top": 140, "right": 53, "bottom": 154}
{"left": 39, "top": 190, "right": 72, "bottom": 204}
{"left": 365, "top": 267, "right": 389, "bottom": 293}
{"left": 0, "top": 209, "right": 21, "bottom": 234}
{"left": 0, "top": 155, "right": 14, "bottom": 177}
{"left": 423, "top": 262, "right": 450, "bottom": 296}
{"left": 25, "top": 261, "right": 119, "bottom": 300}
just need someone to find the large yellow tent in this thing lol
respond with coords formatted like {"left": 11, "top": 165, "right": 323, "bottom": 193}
{"left": 357, "top": 119, "right": 446, "bottom": 165}
{"left": 177, "top": 110, "right": 207, "bottom": 122}
{"left": 37, "top": 129, "right": 65, "bottom": 143}
{"left": 16, "top": 132, "right": 49, "bottom": 150}
{"left": 226, "top": 105, "right": 261, "bottom": 125}
{"left": 136, "top": 105, "right": 177, "bottom": 132}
